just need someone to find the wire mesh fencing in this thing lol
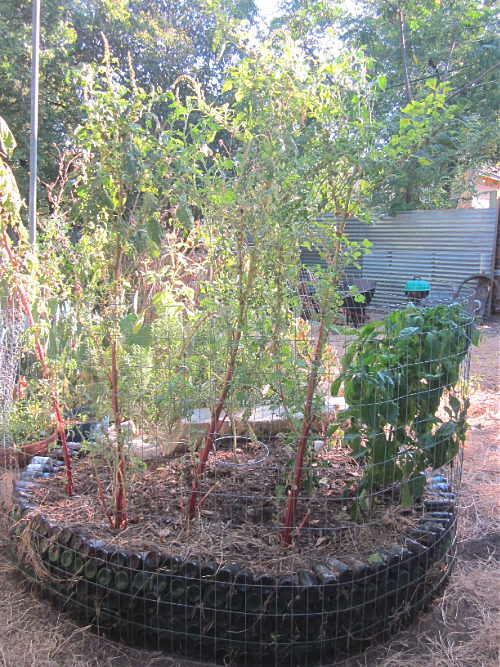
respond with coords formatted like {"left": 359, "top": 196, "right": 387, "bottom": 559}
{"left": 1, "top": 283, "right": 477, "bottom": 666}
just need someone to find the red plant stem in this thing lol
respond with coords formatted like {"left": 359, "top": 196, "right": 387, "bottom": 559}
{"left": 110, "top": 224, "right": 127, "bottom": 530}
{"left": 187, "top": 369, "right": 234, "bottom": 519}
{"left": 282, "top": 318, "right": 326, "bottom": 546}
{"left": 296, "top": 510, "right": 310, "bottom": 534}
{"left": 95, "top": 475, "right": 114, "bottom": 527}
{"left": 196, "top": 482, "right": 219, "bottom": 510}
{"left": 2, "top": 231, "right": 73, "bottom": 495}
{"left": 187, "top": 330, "right": 242, "bottom": 519}
{"left": 111, "top": 334, "right": 127, "bottom": 529}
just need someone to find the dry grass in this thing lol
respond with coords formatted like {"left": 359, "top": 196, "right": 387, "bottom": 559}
{"left": 0, "top": 320, "right": 498, "bottom": 667}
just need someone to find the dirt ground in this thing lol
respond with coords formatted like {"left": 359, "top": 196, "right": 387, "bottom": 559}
{"left": 0, "top": 318, "right": 498, "bottom": 667}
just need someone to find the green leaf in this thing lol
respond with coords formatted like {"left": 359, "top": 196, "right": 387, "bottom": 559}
{"left": 152, "top": 292, "right": 164, "bottom": 308}
{"left": 399, "top": 326, "right": 420, "bottom": 337}
{"left": 378, "top": 75, "right": 386, "bottom": 92}
{"left": 96, "top": 188, "right": 114, "bottom": 211}
{"left": 222, "top": 80, "right": 233, "bottom": 93}
{"left": 423, "top": 332, "right": 441, "bottom": 362}
{"left": 436, "top": 420, "right": 456, "bottom": 438}
{"left": 349, "top": 446, "right": 369, "bottom": 460}
{"left": 119, "top": 313, "right": 138, "bottom": 335}
{"left": 435, "top": 132, "right": 458, "bottom": 150}
{"left": 368, "top": 553, "right": 384, "bottom": 564}
{"left": 176, "top": 194, "right": 194, "bottom": 230}
{"left": 330, "top": 375, "right": 344, "bottom": 396}
{"left": 449, "top": 395, "right": 461, "bottom": 415}
{"left": 400, "top": 481, "right": 414, "bottom": 508}
{"left": 147, "top": 217, "right": 163, "bottom": 247}
{"left": 471, "top": 326, "right": 480, "bottom": 347}
{"left": 130, "top": 324, "right": 153, "bottom": 348}
{"left": 360, "top": 322, "right": 377, "bottom": 338}
{"left": 234, "top": 89, "right": 244, "bottom": 103}
{"left": 132, "top": 314, "right": 144, "bottom": 334}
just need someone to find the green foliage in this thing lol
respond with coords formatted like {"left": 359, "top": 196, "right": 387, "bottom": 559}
{"left": 0, "top": 0, "right": 258, "bottom": 204}
{"left": 273, "top": 0, "right": 500, "bottom": 210}
{"left": 330, "top": 303, "right": 478, "bottom": 517}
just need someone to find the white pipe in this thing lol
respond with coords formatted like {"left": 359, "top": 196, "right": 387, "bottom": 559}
{"left": 29, "top": 0, "right": 41, "bottom": 247}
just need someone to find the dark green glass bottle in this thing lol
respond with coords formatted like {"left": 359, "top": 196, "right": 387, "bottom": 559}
{"left": 97, "top": 567, "right": 114, "bottom": 586}
{"left": 364, "top": 582, "right": 377, "bottom": 602}
{"left": 289, "top": 597, "right": 308, "bottom": 616}
{"left": 254, "top": 573, "right": 275, "bottom": 597}
{"left": 326, "top": 558, "right": 353, "bottom": 583}
{"left": 168, "top": 617, "right": 186, "bottom": 635}
{"left": 396, "top": 569, "right": 410, "bottom": 589}
{"left": 351, "top": 585, "right": 365, "bottom": 607}
{"left": 245, "top": 591, "right": 263, "bottom": 613}
{"left": 57, "top": 527, "right": 74, "bottom": 546}
{"left": 341, "top": 556, "right": 375, "bottom": 582}
{"left": 268, "top": 594, "right": 287, "bottom": 616}
{"left": 38, "top": 520, "right": 52, "bottom": 539}
{"left": 187, "top": 582, "right": 202, "bottom": 604}
{"left": 144, "top": 550, "right": 163, "bottom": 570}
{"left": 200, "top": 560, "right": 219, "bottom": 578}
{"left": 109, "top": 550, "right": 127, "bottom": 568}
{"left": 143, "top": 592, "right": 159, "bottom": 615}
{"left": 76, "top": 579, "right": 89, "bottom": 601}
{"left": 151, "top": 572, "right": 170, "bottom": 595}
{"left": 48, "top": 544, "right": 61, "bottom": 564}
{"left": 90, "top": 583, "right": 106, "bottom": 601}
{"left": 124, "top": 551, "right": 143, "bottom": 571}
{"left": 114, "top": 570, "right": 130, "bottom": 592}
{"left": 84, "top": 559, "right": 98, "bottom": 581}
{"left": 164, "top": 555, "right": 183, "bottom": 572}
{"left": 105, "top": 590, "right": 121, "bottom": 611}
{"left": 277, "top": 574, "right": 295, "bottom": 601}
{"left": 297, "top": 612, "right": 322, "bottom": 635}
{"left": 39, "top": 537, "right": 50, "bottom": 558}
{"left": 170, "top": 576, "right": 186, "bottom": 600}
{"left": 297, "top": 569, "right": 321, "bottom": 605}
{"left": 180, "top": 558, "right": 201, "bottom": 579}
{"left": 80, "top": 539, "right": 104, "bottom": 557}
{"left": 313, "top": 564, "right": 338, "bottom": 598}
{"left": 205, "top": 583, "right": 226, "bottom": 608}
{"left": 149, "top": 614, "right": 168, "bottom": 632}
{"left": 133, "top": 570, "right": 151, "bottom": 592}
{"left": 60, "top": 549, "right": 74, "bottom": 569}
{"left": 234, "top": 568, "right": 254, "bottom": 594}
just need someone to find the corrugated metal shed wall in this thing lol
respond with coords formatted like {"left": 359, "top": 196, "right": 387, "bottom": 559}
{"left": 301, "top": 209, "right": 498, "bottom": 309}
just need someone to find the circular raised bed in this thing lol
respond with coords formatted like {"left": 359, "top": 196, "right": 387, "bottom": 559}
{"left": 8, "top": 479, "right": 458, "bottom": 666}
{"left": 4, "top": 296, "right": 475, "bottom": 666}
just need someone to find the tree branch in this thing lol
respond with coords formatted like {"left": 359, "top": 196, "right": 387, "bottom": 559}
{"left": 443, "top": 33, "right": 456, "bottom": 78}
{"left": 398, "top": 2, "right": 412, "bottom": 103}
{"left": 447, "top": 61, "right": 500, "bottom": 100}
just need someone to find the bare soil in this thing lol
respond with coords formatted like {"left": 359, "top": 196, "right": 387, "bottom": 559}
{"left": 0, "top": 316, "right": 498, "bottom": 667}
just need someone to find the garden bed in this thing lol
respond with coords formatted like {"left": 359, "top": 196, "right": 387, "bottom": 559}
{"left": 7, "top": 434, "right": 458, "bottom": 667}
{"left": 23, "top": 437, "right": 428, "bottom": 571}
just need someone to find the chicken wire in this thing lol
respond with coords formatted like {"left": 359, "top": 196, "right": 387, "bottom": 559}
{"left": 0, "top": 303, "right": 24, "bottom": 449}
{"left": 3, "top": 283, "right": 477, "bottom": 667}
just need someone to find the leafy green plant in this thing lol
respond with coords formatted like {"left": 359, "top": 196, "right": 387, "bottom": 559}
{"left": 329, "top": 303, "right": 478, "bottom": 519}
{"left": 0, "top": 117, "right": 74, "bottom": 494}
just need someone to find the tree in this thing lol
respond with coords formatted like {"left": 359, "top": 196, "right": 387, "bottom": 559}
{"left": 0, "top": 0, "right": 257, "bottom": 208}
{"left": 273, "top": 0, "right": 500, "bottom": 210}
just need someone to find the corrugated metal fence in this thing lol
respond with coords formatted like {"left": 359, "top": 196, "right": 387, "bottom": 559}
{"left": 301, "top": 209, "right": 498, "bottom": 310}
